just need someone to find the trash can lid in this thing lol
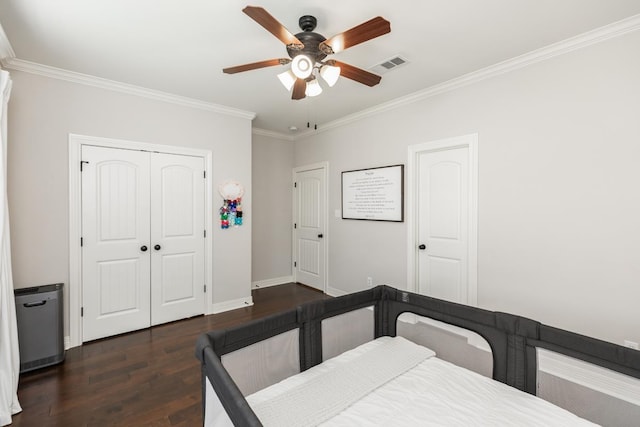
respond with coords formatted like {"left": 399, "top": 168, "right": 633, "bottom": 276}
{"left": 14, "top": 283, "right": 63, "bottom": 296}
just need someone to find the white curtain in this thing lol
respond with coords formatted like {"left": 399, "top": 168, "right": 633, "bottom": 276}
{"left": 0, "top": 70, "right": 21, "bottom": 426}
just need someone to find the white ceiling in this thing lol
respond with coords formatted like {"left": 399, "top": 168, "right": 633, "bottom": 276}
{"left": 1, "top": 0, "right": 640, "bottom": 135}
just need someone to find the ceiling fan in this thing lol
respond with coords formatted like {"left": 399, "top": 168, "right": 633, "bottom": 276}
{"left": 223, "top": 6, "right": 391, "bottom": 100}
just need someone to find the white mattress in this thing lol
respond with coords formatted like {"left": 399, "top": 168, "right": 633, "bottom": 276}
{"left": 245, "top": 336, "right": 598, "bottom": 427}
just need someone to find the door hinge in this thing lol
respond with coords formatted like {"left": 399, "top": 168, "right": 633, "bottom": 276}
{"left": 294, "top": 223, "right": 297, "bottom": 229}
{"left": 294, "top": 182, "right": 297, "bottom": 188}
{"left": 204, "top": 230, "right": 206, "bottom": 238}
{"left": 81, "top": 307, "right": 84, "bottom": 317}
{"left": 294, "top": 261, "right": 297, "bottom": 267}
{"left": 203, "top": 170, "right": 206, "bottom": 179}
{"left": 80, "top": 237, "right": 83, "bottom": 247}
{"left": 204, "top": 284, "right": 207, "bottom": 293}
{"left": 80, "top": 160, "right": 89, "bottom": 171}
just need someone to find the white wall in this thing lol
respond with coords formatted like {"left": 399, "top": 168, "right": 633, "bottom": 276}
{"left": 6, "top": 70, "right": 253, "bottom": 337}
{"left": 294, "top": 31, "right": 640, "bottom": 346}
{"left": 251, "top": 132, "right": 294, "bottom": 285}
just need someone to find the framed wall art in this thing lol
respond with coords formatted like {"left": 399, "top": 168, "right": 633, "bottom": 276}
{"left": 341, "top": 164, "right": 404, "bottom": 222}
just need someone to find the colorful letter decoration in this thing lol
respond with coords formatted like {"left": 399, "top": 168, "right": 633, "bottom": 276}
{"left": 218, "top": 180, "right": 245, "bottom": 230}
{"left": 219, "top": 197, "right": 243, "bottom": 229}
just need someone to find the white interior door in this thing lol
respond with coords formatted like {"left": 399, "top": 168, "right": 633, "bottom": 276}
{"left": 417, "top": 146, "right": 469, "bottom": 304}
{"left": 293, "top": 166, "right": 326, "bottom": 291}
{"left": 81, "top": 145, "right": 151, "bottom": 341}
{"left": 150, "top": 153, "right": 205, "bottom": 325}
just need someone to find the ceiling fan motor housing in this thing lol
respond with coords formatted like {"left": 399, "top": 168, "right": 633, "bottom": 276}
{"left": 287, "top": 15, "right": 327, "bottom": 62}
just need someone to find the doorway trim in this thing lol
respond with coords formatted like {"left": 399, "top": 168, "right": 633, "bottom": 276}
{"left": 68, "top": 134, "right": 213, "bottom": 349}
{"left": 406, "top": 133, "right": 478, "bottom": 306}
{"left": 291, "top": 161, "right": 329, "bottom": 293}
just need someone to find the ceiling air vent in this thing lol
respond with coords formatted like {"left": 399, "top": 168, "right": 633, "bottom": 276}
{"left": 371, "top": 55, "right": 409, "bottom": 75}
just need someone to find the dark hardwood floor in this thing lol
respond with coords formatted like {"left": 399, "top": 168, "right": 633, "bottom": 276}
{"left": 12, "top": 283, "right": 330, "bottom": 427}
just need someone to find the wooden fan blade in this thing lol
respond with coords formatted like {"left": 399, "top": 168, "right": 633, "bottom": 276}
{"left": 292, "top": 78, "right": 306, "bottom": 100}
{"left": 223, "top": 58, "right": 290, "bottom": 74}
{"left": 319, "top": 16, "right": 390, "bottom": 55}
{"left": 331, "top": 60, "right": 381, "bottom": 87}
{"left": 243, "top": 6, "right": 304, "bottom": 50}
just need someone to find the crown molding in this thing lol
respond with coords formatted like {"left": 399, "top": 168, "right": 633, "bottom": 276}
{"left": 294, "top": 13, "right": 640, "bottom": 141}
{"left": 252, "top": 127, "right": 295, "bottom": 141}
{"left": 0, "top": 22, "right": 16, "bottom": 62}
{"left": 1, "top": 57, "right": 256, "bottom": 120}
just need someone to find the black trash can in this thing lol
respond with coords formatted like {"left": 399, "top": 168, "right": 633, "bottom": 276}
{"left": 14, "top": 283, "right": 65, "bottom": 372}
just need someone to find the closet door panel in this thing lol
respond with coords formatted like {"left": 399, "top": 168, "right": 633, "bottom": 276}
{"left": 81, "top": 146, "right": 151, "bottom": 341}
{"left": 150, "top": 153, "right": 205, "bottom": 325}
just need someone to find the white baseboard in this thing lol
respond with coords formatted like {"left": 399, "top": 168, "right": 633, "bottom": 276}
{"left": 326, "top": 285, "right": 348, "bottom": 297}
{"left": 251, "top": 276, "right": 293, "bottom": 290}
{"left": 326, "top": 282, "right": 381, "bottom": 297}
{"left": 538, "top": 349, "right": 640, "bottom": 406}
{"left": 64, "top": 335, "right": 74, "bottom": 350}
{"left": 212, "top": 296, "right": 254, "bottom": 314}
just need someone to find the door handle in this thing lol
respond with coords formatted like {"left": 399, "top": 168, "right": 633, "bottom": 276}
{"left": 318, "top": 234, "right": 323, "bottom": 238}
{"left": 140, "top": 245, "right": 148, "bottom": 252}
{"left": 154, "top": 244, "right": 161, "bottom": 251}
{"left": 418, "top": 244, "right": 426, "bottom": 250}
{"left": 24, "top": 300, "right": 47, "bottom": 308}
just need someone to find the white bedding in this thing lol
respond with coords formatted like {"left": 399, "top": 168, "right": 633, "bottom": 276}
{"left": 245, "top": 336, "right": 598, "bottom": 427}
{"left": 251, "top": 336, "right": 434, "bottom": 426}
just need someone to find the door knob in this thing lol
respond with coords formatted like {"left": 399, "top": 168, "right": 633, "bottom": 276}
{"left": 418, "top": 244, "right": 426, "bottom": 250}
{"left": 154, "top": 244, "right": 161, "bottom": 251}
{"left": 140, "top": 245, "right": 148, "bottom": 252}
{"left": 318, "top": 234, "right": 323, "bottom": 238}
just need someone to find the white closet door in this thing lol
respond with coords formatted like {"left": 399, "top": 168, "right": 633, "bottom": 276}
{"left": 150, "top": 153, "right": 205, "bottom": 325}
{"left": 81, "top": 146, "right": 151, "bottom": 341}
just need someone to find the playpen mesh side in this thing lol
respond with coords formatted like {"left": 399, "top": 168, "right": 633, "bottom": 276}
{"left": 396, "top": 312, "right": 493, "bottom": 378}
{"left": 321, "top": 307, "right": 375, "bottom": 361}
{"left": 204, "top": 377, "right": 235, "bottom": 427}
{"left": 536, "top": 348, "right": 640, "bottom": 427}
{"left": 221, "top": 328, "right": 300, "bottom": 396}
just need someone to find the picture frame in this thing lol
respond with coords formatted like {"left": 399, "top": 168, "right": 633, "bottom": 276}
{"left": 341, "top": 164, "right": 404, "bottom": 222}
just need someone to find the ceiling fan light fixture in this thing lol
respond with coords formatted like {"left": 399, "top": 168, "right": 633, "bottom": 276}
{"left": 291, "top": 54, "right": 313, "bottom": 79}
{"left": 305, "top": 78, "right": 323, "bottom": 97}
{"left": 277, "top": 70, "right": 297, "bottom": 91}
{"left": 320, "top": 64, "right": 341, "bottom": 87}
